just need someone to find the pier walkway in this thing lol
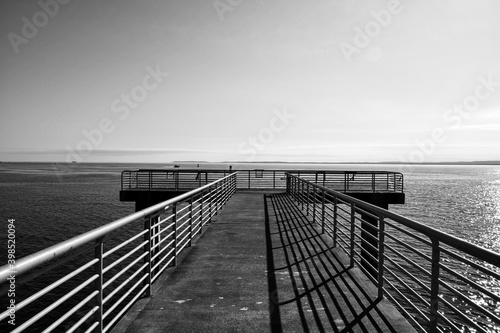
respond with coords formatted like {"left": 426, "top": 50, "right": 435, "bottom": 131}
{"left": 115, "top": 192, "right": 414, "bottom": 333}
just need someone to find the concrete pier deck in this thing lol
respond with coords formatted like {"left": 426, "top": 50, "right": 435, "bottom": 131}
{"left": 116, "top": 192, "right": 415, "bottom": 333}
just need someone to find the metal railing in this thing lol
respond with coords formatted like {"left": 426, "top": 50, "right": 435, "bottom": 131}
{"left": 286, "top": 173, "right": 500, "bottom": 333}
{"left": 121, "top": 169, "right": 403, "bottom": 193}
{"left": 0, "top": 173, "right": 237, "bottom": 332}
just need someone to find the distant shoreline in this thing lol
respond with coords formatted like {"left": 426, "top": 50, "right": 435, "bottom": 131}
{"left": 1, "top": 161, "right": 500, "bottom": 166}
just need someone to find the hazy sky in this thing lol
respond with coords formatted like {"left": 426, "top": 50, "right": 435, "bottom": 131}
{"left": 1, "top": 0, "right": 499, "bottom": 163}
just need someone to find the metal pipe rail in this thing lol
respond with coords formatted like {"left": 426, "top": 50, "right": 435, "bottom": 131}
{"left": 0, "top": 173, "right": 237, "bottom": 333}
{"left": 121, "top": 169, "right": 403, "bottom": 193}
{"left": 286, "top": 173, "right": 500, "bottom": 333}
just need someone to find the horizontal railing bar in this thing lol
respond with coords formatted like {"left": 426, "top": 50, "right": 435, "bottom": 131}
{"left": 383, "top": 276, "right": 430, "bottom": 316}
{"left": 439, "top": 278, "right": 500, "bottom": 323}
{"left": 384, "top": 232, "right": 432, "bottom": 262}
{"left": 176, "top": 225, "right": 190, "bottom": 239}
{"left": 12, "top": 273, "right": 99, "bottom": 333}
{"left": 157, "top": 223, "right": 175, "bottom": 236}
{"left": 42, "top": 289, "right": 99, "bottom": 333}
{"left": 439, "top": 263, "right": 500, "bottom": 302}
{"left": 176, "top": 215, "right": 191, "bottom": 230}
{"left": 0, "top": 259, "right": 98, "bottom": 322}
{"left": 176, "top": 204, "right": 190, "bottom": 214}
{"left": 103, "top": 273, "right": 149, "bottom": 320}
{"left": 152, "top": 255, "right": 175, "bottom": 281}
{"left": 152, "top": 236, "right": 174, "bottom": 255}
{"left": 103, "top": 252, "right": 148, "bottom": 291}
{"left": 158, "top": 214, "right": 174, "bottom": 225}
{"left": 440, "top": 246, "right": 500, "bottom": 281}
{"left": 103, "top": 229, "right": 149, "bottom": 259}
{"left": 385, "top": 220, "right": 433, "bottom": 247}
{"left": 434, "top": 311, "right": 462, "bottom": 333}
{"left": 67, "top": 305, "right": 99, "bottom": 333}
{"left": 177, "top": 240, "right": 190, "bottom": 255}
{"left": 103, "top": 262, "right": 148, "bottom": 306}
{"left": 383, "top": 290, "right": 428, "bottom": 332}
{"left": 103, "top": 282, "right": 149, "bottom": 333}
{"left": 103, "top": 240, "right": 148, "bottom": 274}
{"left": 151, "top": 241, "right": 174, "bottom": 263}
{"left": 0, "top": 239, "right": 99, "bottom": 296}
{"left": 384, "top": 248, "right": 430, "bottom": 281}
{"left": 438, "top": 296, "right": 488, "bottom": 333}
{"left": 84, "top": 320, "right": 100, "bottom": 333}
{"left": 383, "top": 255, "right": 431, "bottom": 294}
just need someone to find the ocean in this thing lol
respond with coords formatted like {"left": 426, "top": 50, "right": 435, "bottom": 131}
{"left": 1, "top": 162, "right": 499, "bottom": 331}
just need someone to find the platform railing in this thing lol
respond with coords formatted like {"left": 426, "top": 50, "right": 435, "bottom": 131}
{"left": 121, "top": 169, "right": 403, "bottom": 193}
{"left": 286, "top": 173, "right": 500, "bottom": 333}
{"left": 0, "top": 173, "right": 237, "bottom": 333}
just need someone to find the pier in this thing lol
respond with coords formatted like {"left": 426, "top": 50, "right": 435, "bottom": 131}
{"left": 1, "top": 170, "right": 499, "bottom": 332}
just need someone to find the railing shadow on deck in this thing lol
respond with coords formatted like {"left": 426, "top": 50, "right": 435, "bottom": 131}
{"left": 264, "top": 193, "right": 404, "bottom": 333}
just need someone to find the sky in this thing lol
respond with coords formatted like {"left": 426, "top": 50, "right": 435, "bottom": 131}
{"left": 1, "top": 0, "right": 499, "bottom": 163}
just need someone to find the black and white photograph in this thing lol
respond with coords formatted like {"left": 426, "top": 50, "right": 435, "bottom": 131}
{"left": 1, "top": 1, "right": 499, "bottom": 332}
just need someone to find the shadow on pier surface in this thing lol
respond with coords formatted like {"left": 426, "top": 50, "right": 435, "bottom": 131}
{"left": 116, "top": 192, "right": 414, "bottom": 333}
{"left": 265, "top": 193, "right": 414, "bottom": 333}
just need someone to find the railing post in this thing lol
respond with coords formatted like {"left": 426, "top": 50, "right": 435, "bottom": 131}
{"left": 248, "top": 171, "right": 251, "bottom": 189}
{"left": 144, "top": 216, "right": 152, "bottom": 295}
{"left": 209, "top": 187, "right": 213, "bottom": 223}
{"left": 372, "top": 173, "right": 375, "bottom": 193}
{"left": 214, "top": 183, "right": 219, "bottom": 216}
{"left": 273, "top": 171, "right": 276, "bottom": 189}
{"left": 430, "top": 239, "right": 440, "bottom": 333}
{"left": 301, "top": 181, "right": 305, "bottom": 210}
{"left": 377, "top": 216, "right": 385, "bottom": 300}
{"left": 320, "top": 189, "right": 326, "bottom": 234}
{"left": 94, "top": 237, "right": 104, "bottom": 332}
{"left": 344, "top": 173, "right": 347, "bottom": 192}
{"left": 333, "top": 195, "right": 338, "bottom": 246}
{"left": 199, "top": 191, "right": 204, "bottom": 233}
{"left": 312, "top": 185, "right": 316, "bottom": 223}
{"left": 306, "top": 183, "right": 310, "bottom": 216}
{"left": 173, "top": 203, "right": 178, "bottom": 266}
{"left": 350, "top": 203, "right": 355, "bottom": 268}
{"left": 188, "top": 196, "right": 193, "bottom": 247}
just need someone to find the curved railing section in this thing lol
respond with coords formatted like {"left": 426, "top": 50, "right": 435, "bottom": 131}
{"left": 121, "top": 169, "right": 403, "bottom": 193}
{"left": 286, "top": 173, "right": 500, "bottom": 333}
{"left": 0, "top": 173, "right": 237, "bottom": 333}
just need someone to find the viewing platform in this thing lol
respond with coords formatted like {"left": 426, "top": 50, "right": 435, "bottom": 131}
{"left": 1, "top": 170, "right": 499, "bottom": 333}
{"left": 120, "top": 169, "right": 405, "bottom": 210}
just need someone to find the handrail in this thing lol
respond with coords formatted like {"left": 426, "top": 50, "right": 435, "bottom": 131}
{"left": 0, "top": 172, "right": 237, "bottom": 332}
{"left": 286, "top": 173, "right": 500, "bottom": 332}
{"left": 0, "top": 173, "right": 236, "bottom": 281}
{"left": 121, "top": 169, "right": 404, "bottom": 193}
{"left": 286, "top": 173, "right": 500, "bottom": 265}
